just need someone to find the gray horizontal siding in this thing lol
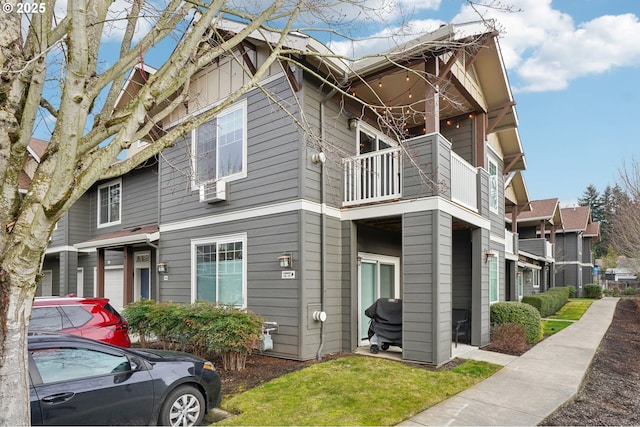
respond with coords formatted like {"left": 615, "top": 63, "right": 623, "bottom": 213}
{"left": 159, "top": 77, "right": 302, "bottom": 225}
{"left": 158, "top": 211, "right": 303, "bottom": 359}
{"left": 90, "top": 162, "right": 159, "bottom": 236}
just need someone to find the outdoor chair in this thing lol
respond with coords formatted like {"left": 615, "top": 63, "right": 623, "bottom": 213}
{"left": 452, "top": 308, "right": 470, "bottom": 347}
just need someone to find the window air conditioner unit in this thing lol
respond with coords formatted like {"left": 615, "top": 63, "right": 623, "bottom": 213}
{"left": 199, "top": 180, "right": 227, "bottom": 203}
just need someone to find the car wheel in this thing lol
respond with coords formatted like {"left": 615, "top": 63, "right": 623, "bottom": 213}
{"left": 159, "top": 385, "right": 205, "bottom": 427}
{"left": 381, "top": 343, "right": 390, "bottom": 350}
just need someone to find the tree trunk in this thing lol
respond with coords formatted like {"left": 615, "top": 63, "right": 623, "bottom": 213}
{"left": 0, "top": 267, "right": 36, "bottom": 426}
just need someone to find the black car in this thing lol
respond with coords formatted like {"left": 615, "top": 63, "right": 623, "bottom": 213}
{"left": 28, "top": 332, "right": 222, "bottom": 426}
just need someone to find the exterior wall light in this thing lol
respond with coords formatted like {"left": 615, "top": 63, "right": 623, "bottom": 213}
{"left": 278, "top": 253, "right": 292, "bottom": 269}
{"left": 484, "top": 250, "right": 496, "bottom": 263}
{"left": 347, "top": 117, "right": 358, "bottom": 131}
{"left": 157, "top": 262, "right": 168, "bottom": 273}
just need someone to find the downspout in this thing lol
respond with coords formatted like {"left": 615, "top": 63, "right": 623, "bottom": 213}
{"left": 316, "top": 74, "right": 348, "bottom": 361}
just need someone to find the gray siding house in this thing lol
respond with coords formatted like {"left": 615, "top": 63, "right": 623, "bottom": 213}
{"left": 42, "top": 19, "right": 528, "bottom": 366}
{"left": 514, "top": 198, "right": 561, "bottom": 296}
{"left": 137, "top": 20, "right": 527, "bottom": 366}
{"left": 42, "top": 158, "right": 159, "bottom": 311}
{"left": 554, "top": 206, "right": 600, "bottom": 291}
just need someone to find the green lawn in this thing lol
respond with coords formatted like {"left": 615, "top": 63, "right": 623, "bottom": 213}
{"left": 215, "top": 356, "right": 500, "bottom": 426}
{"left": 541, "top": 298, "right": 594, "bottom": 336}
{"left": 548, "top": 298, "right": 594, "bottom": 321}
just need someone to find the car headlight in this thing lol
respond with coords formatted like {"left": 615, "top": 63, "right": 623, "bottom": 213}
{"left": 203, "top": 361, "right": 215, "bottom": 371}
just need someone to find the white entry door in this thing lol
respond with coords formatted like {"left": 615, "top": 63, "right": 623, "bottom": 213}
{"left": 358, "top": 253, "right": 400, "bottom": 345}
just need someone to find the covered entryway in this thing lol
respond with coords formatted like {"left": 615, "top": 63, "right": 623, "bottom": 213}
{"left": 358, "top": 253, "right": 400, "bottom": 346}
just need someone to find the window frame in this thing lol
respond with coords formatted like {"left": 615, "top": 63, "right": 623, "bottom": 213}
{"left": 356, "top": 121, "right": 396, "bottom": 155}
{"left": 97, "top": 179, "right": 122, "bottom": 228}
{"left": 190, "top": 233, "right": 247, "bottom": 308}
{"left": 191, "top": 100, "right": 247, "bottom": 189}
{"left": 488, "top": 159, "right": 499, "bottom": 213}
{"left": 489, "top": 254, "right": 499, "bottom": 303}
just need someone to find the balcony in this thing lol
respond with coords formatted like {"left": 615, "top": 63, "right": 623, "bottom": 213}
{"left": 343, "top": 147, "right": 402, "bottom": 206}
{"left": 342, "top": 138, "right": 479, "bottom": 211}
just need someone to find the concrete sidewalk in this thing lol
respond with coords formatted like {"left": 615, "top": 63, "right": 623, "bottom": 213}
{"left": 400, "top": 297, "right": 619, "bottom": 426}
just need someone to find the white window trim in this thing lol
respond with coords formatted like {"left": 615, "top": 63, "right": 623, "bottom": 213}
{"left": 190, "top": 233, "right": 248, "bottom": 307}
{"left": 356, "top": 121, "right": 397, "bottom": 154}
{"left": 97, "top": 179, "right": 122, "bottom": 228}
{"left": 191, "top": 100, "right": 247, "bottom": 190}
{"left": 488, "top": 159, "right": 499, "bottom": 213}
{"left": 489, "top": 254, "right": 499, "bottom": 303}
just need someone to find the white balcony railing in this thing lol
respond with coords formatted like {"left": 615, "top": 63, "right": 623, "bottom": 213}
{"left": 343, "top": 147, "right": 402, "bottom": 206}
{"left": 505, "top": 229, "right": 515, "bottom": 255}
{"left": 450, "top": 152, "right": 478, "bottom": 211}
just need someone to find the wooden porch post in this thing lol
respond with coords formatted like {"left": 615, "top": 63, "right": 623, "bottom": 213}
{"left": 124, "top": 247, "right": 134, "bottom": 305}
{"left": 97, "top": 248, "right": 105, "bottom": 297}
{"left": 423, "top": 59, "right": 440, "bottom": 134}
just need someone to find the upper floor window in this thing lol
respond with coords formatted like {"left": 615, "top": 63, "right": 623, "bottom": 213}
{"left": 489, "top": 159, "right": 498, "bottom": 212}
{"left": 191, "top": 234, "right": 247, "bottom": 307}
{"left": 357, "top": 122, "right": 395, "bottom": 154}
{"left": 192, "top": 101, "right": 247, "bottom": 186}
{"left": 97, "top": 179, "right": 121, "bottom": 227}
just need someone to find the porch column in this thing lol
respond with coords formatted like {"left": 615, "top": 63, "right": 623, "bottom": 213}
{"left": 124, "top": 247, "right": 134, "bottom": 305}
{"left": 402, "top": 209, "right": 452, "bottom": 365}
{"left": 471, "top": 227, "right": 491, "bottom": 346}
{"left": 97, "top": 248, "right": 105, "bottom": 297}
{"left": 423, "top": 59, "right": 440, "bottom": 134}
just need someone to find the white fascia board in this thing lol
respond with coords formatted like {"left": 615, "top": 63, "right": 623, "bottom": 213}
{"left": 74, "top": 231, "right": 159, "bottom": 250}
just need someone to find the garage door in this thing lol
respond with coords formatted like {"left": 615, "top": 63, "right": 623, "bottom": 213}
{"left": 40, "top": 270, "right": 53, "bottom": 296}
{"left": 104, "top": 267, "right": 124, "bottom": 312}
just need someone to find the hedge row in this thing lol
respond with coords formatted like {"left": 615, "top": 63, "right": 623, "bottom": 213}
{"left": 583, "top": 284, "right": 603, "bottom": 299}
{"left": 522, "top": 286, "right": 570, "bottom": 317}
{"left": 122, "top": 300, "right": 264, "bottom": 371}
{"left": 490, "top": 302, "right": 542, "bottom": 344}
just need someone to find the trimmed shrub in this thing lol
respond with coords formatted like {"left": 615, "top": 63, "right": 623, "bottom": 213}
{"left": 522, "top": 287, "right": 570, "bottom": 317}
{"left": 625, "top": 286, "right": 635, "bottom": 296}
{"left": 123, "top": 300, "right": 264, "bottom": 371}
{"left": 567, "top": 286, "right": 577, "bottom": 298}
{"left": 490, "top": 323, "right": 527, "bottom": 354}
{"left": 583, "top": 284, "right": 603, "bottom": 299}
{"left": 490, "top": 301, "right": 542, "bottom": 344}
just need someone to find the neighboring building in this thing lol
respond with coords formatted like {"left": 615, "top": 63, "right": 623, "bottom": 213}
{"left": 504, "top": 171, "right": 531, "bottom": 300}
{"left": 42, "top": 19, "right": 529, "bottom": 366}
{"left": 555, "top": 206, "right": 600, "bottom": 291}
{"left": 42, "top": 157, "right": 159, "bottom": 310}
{"left": 515, "top": 199, "right": 561, "bottom": 295}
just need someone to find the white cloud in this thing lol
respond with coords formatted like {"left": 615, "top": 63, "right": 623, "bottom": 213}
{"left": 328, "top": 18, "right": 445, "bottom": 58}
{"left": 451, "top": 0, "right": 640, "bottom": 93}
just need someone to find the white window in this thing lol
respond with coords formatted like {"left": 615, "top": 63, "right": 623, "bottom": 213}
{"left": 357, "top": 122, "right": 394, "bottom": 154}
{"left": 489, "top": 160, "right": 498, "bottom": 212}
{"left": 97, "top": 179, "right": 121, "bottom": 227}
{"left": 191, "top": 234, "right": 247, "bottom": 307}
{"left": 192, "top": 101, "right": 247, "bottom": 186}
{"left": 489, "top": 254, "right": 499, "bottom": 303}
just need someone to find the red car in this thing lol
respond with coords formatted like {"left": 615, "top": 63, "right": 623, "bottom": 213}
{"left": 31, "top": 297, "right": 131, "bottom": 347}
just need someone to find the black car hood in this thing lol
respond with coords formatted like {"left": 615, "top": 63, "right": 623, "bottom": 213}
{"left": 129, "top": 347, "right": 206, "bottom": 363}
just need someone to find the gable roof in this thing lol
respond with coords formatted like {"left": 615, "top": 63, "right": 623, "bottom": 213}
{"left": 559, "top": 206, "right": 590, "bottom": 233}
{"left": 584, "top": 220, "right": 600, "bottom": 238}
{"left": 516, "top": 198, "right": 562, "bottom": 226}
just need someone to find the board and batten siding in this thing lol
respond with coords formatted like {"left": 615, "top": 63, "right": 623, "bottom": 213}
{"left": 159, "top": 77, "right": 302, "bottom": 225}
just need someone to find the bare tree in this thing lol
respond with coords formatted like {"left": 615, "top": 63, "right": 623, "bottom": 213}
{"left": 610, "top": 158, "right": 640, "bottom": 273}
{"left": 0, "top": 0, "right": 504, "bottom": 423}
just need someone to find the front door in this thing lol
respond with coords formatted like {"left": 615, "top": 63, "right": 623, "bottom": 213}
{"left": 134, "top": 251, "right": 151, "bottom": 301}
{"left": 358, "top": 253, "right": 400, "bottom": 345}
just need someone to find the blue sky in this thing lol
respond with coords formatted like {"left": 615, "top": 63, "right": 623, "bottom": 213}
{"left": 38, "top": 1, "right": 640, "bottom": 207}
{"left": 325, "top": 0, "right": 640, "bottom": 206}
